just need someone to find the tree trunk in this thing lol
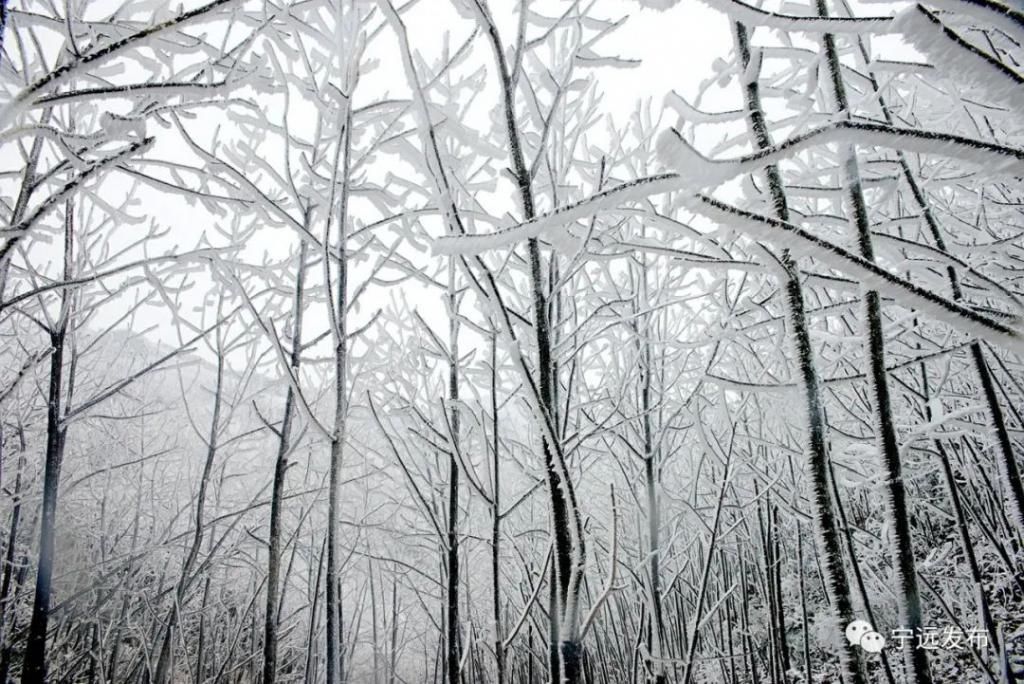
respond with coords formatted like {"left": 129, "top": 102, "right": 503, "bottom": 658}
{"left": 388, "top": 580, "right": 399, "bottom": 684}
{"left": 635, "top": 269, "right": 666, "bottom": 684}
{"left": 305, "top": 536, "right": 326, "bottom": 684}
{"left": 849, "top": 28, "right": 1024, "bottom": 534}
{"left": 0, "top": 0, "right": 9, "bottom": 69}
{"left": 21, "top": 201, "right": 75, "bottom": 683}
{"left": 816, "top": 4, "right": 931, "bottom": 681}
{"left": 483, "top": 22, "right": 585, "bottom": 678}
{"left": 152, "top": 329, "right": 225, "bottom": 684}
{"left": 490, "top": 332, "right": 505, "bottom": 684}
{"left": 326, "top": 105, "right": 354, "bottom": 684}
{"left": 797, "top": 522, "right": 811, "bottom": 684}
{"left": 0, "top": 424, "right": 26, "bottom": 684}
{"left": 446, "top": 262, "right": 461, "bottom": 684}
{"left": 921, "top": 365, "right": 1000, "bottom": 655}
{"left": 732, "top": 20, "right": 865, "bottom": 684}
{"left": 263, "top": 240, "right": 309, "bottom": 684}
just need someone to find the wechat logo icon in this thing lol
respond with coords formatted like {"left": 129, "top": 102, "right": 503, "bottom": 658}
{"left": 846, "top": 620, "right": 886, "bottom": 654}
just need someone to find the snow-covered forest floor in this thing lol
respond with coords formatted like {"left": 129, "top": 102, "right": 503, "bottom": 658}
{"left": 1, "top": 0, "right": 1023, "bottom": 682}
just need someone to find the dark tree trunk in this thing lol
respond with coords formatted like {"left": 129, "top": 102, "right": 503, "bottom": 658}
{"left": 850, "top": 28, "right": 1024, "bottom": 534}
{"left": 816, "top": 3, "right": 931, "bottom": 681}
{"left": 488, "top": 29, "right": 585, "bottom": 679}
{"left": 263, "top": 240, "right": 309, "bottom": 684}
{"left": 0, "top": 424, "right": 26, "bottom": 684}
{"left": 327, "top": 106, "right": 354, "bottom": 684}
{"left": 490, "top": 332, "right": 505, "bottom": 684}
{"left": 0, "top": 0, "right": 9, "bottom": 69}
{"left": 446, "top": 262, "right": 461, "bottom": 684}
{"left": 21, "top": 202, "right": 75, "bottom": 684}
{"left": 732, "top": 20, "right": 865, "bottom": 684}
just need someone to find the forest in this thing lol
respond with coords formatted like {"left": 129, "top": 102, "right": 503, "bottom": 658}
{"left": 1, "top": 0, "right": 1023, "bottom": 682}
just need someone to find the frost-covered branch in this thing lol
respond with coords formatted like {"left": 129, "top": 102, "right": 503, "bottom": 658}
{"left": 0, "top": 137, "right": 154, "bottom": 270}
{"left": 696, "top": 0, "right": 896, "bottom": 33}
{"left": 0, "top": 0, "right": 247, "bottom": 128}
{"left": 0, "top": 248, "right": 226, "bottom": 314}
{"left": 687, "top": 194, "right": 1024, "bottom": 353}
{"left": 655, "top": 121, "right": 1024, "bottom": 187}
{"left": 895, "top": 4, "right": 1024, "bottom": 112}
{"left": 436, "top": 119, "right": 1024, "bottom": 256}
{"left": 579, "top": 485, "right": 618, "bottom": 639}
{"left": 433, "top": 173, "right": 682, "bottom": 254}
